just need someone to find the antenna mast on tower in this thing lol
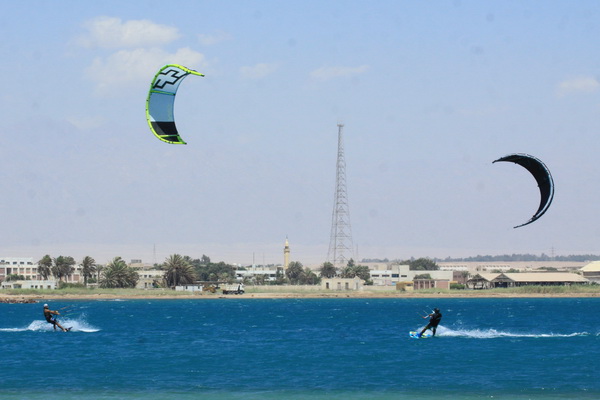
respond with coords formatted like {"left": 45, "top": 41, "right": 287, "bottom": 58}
{"left": 327, "top": 124, "right": 355, "bottom": 269}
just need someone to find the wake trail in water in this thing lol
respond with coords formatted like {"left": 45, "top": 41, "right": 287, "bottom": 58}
{"left": 437, "top": 326, "right": 589, "bottom": 339}
{"left": 0, "top": 314, "right": 100, "bottom": 333}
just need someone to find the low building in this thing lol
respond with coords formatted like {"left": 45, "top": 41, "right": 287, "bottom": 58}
{"left": 175, "top": 283, "right": 204, "bottom": 292}
{"left": 1, "top": 279, "right": 57, "bottom": 290}
{"left": 581, "top": 261, "right": 600, "bottom": 283}
{"left": 321, "top": 277, "right": 365, "bottom": 291}
{"left": 452, "top": 270, "right": 470, "bottom": 285}
{"left": 413, "top": 279, "right": 450, "bottom": 290}
{"left": 467, "top": 272, "right": 588, "bottom": 289}
{"left": 368, "top": 263, "right": 453, "bottom": 286}
{"left": 493, "top": 272, "right": 588, "bottom": 287}
{"left": 439, "top": 261, "right": 588, "bottom": 274}
{"left": 466, "top": 273, "right": 501, "bottom": 289}
{"left": 236, "top": 265, "right": 282, "bottom": 283}
{"left": 136, "top": 270, "right": 164, "bottom": 289}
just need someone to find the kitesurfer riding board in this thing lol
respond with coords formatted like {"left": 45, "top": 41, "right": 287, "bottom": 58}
{"left": 43, "top": 304, "right": 69, "bottom": 332}
{"left": 416, "top": 308, "right": 442, "bottom": 338}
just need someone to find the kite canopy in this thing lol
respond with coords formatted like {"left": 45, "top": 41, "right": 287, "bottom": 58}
{"left": 493, "top": 153, "right": 555, "bottom": 229}
{"left": 145, "top": 64, "right": 204, "bottom": 144}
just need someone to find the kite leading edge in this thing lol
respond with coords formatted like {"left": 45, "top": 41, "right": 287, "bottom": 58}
{"left": 145, "top": 64, "right": 204, "bottom": 144}
{"left": 493, "top": 153, "right": 555, "bottom": 229}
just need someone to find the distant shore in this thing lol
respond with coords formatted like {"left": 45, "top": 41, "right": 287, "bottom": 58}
{"left": 3, "top": 289, "right": 600, "bottom": 303}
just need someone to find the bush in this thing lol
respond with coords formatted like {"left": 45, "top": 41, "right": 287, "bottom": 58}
{"left": 450, "top": 283, "right": 466, "bottom": 290}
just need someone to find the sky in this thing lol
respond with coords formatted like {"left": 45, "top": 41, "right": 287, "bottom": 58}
{"left": 2, "top": 1, "right": 600, "bottom": 266}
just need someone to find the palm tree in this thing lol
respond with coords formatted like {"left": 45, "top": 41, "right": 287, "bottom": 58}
{"left": 80, "top": 256, "right": 97, "bottom": 286}
{"left": 163, "top": 254, "right": 196, "bottom": 287}
{"left": 99, "top": 257, "right": 139, "bottom": 288}
{"left": 319, "top": 262, "right": 337, "bottom": 278}
{"left": 302, "top": 267, "right": 319, "bottom": 285}
{"left": 52, "top": 256, "right": 76, "bottom": 282}
{"left": 37, "top": 255, "right": 53, "bottom": 280}
{"left": 340, "top": 264, "right": 371, "bottom": 281}
{"left": 285, "top": 261, "right": 304, "bottom": 284}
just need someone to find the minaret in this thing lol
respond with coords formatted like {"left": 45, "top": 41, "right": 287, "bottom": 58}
{"left": 284, "top": 237, "right": 290, "bottom": 268}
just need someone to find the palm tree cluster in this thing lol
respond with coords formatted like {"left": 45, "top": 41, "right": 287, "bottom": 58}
{"left": 51, "top": 256, "right": 76, "bottom": 281}
{"left": 318, "top": 259, "right": 372, "bottom": 283}
{"left": 37, "top": 254, "right": 90, "bottom": 282}
{"left": 318, "top": 262, "right": 337, "bottom": 278}
{"left": 99, "top": 257, "right": 139, "bottom": 288}
{"left": 339, "top": 264, "right": 371, "bottom": 281}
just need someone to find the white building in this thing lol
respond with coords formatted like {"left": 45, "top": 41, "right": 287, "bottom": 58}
{"left": 175, "top": 283, "right": 204, "bottom": 292}
{"left": 1, "top": 279, "right": 57, "bottom": 290}
{"left": 0, "top": 257, "right": 37, "bottom": 280}
{"left": 366, "top": 263, "right": 454, "bottom": 286}
{"left": 236, "top": 265, "right": 282, "bottom": 283}
{"left": 135, "top": 270, "right": 165, "bottom": 289}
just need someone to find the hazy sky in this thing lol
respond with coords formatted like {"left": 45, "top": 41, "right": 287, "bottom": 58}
{"left": 2, "top": 1, "right": 600, "bottom": 266}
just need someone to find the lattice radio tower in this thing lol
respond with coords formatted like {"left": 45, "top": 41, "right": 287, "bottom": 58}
{"left": 327, "top": 124, "right": 355, "bottom": 269}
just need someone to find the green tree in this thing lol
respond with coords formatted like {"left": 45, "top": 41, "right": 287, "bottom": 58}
{"left": 80, "top": 256, "right": 97, "bottom": 286}
{"left": 100, "top": 257, "right": 139, "bottom": 288}
{"left": 163, "top": 254, "right": 197, "bottom": 287}
{"left": 414, "top": 273, "right": 432, "bottom": 280}
{"left": 318, "top": 262, "right": 337, "bottom": 278}
{"left": 37, "top": 255, "right": 53, "bottom": 280}
{"left": 286, "top": 261, "right": 304, "bottom": 284}
{"left": 407, "top": 258, "right": 439, "bottom": 271}
{"left": 340, "top": 264, "right": 371, "bottom": 281}
{"left": 274, "top": 267, "right": 287, "bottom": 285}
{"left": 301, "top": 267, "right": 320, "bottom": 285}
{"left": 52, "top": 256, "right": 76, "bottom": 281}
{"left": 194, "top": 260, "right": 236, "bottom": 282}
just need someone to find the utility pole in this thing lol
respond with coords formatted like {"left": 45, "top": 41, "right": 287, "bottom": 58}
{"left": 327, "top": 124, "right": 355, "bottom": 269}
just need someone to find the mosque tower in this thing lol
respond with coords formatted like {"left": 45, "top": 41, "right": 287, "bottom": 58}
{"left": 284, "top": 237, "right": 290, "bottom": 268}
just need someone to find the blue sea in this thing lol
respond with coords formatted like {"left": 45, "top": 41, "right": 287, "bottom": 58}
{"left": 1, "top": 297, "right": 599, "bottom": 399}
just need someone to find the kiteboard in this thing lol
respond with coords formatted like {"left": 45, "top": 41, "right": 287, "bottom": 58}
{"left": 409, "top": 331, "right": 432, "bottom": 339}
{"left": 65, "top": 327, "right": 72, "bottom": 332}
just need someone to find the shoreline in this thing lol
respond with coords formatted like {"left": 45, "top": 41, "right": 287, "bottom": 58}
{"left": 3, "top": 290, "right": 600, "bottom": 302}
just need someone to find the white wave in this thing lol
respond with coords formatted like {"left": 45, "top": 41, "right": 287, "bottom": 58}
{"left": 437, "top": 326, "right": 589, "bottom": 339}
{"left": 60, "top": 315, "right": 100, "bottom": 332}
{"left": 0, "top": 316, "right": 100, "bottom": 333}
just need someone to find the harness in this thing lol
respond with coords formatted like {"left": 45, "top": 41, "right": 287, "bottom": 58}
{"left": 430, "top": 312, "right": 442, "bottom": 326}
{"left": 44, "top": 310, "right": 55, "bottom": 323}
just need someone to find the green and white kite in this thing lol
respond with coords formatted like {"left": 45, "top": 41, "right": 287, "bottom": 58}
{"left": 145, "top": 64, "right": 204, "bottom": 144}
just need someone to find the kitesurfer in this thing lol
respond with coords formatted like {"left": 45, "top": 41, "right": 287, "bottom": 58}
{"left": 43, "top": 304, "right": 67, "bottom": 332}
{"left": 418, "top": 308, "right": 442, "bottom": 337}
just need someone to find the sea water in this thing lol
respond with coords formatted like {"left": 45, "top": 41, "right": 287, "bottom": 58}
{"left": 1, "top": 297, "right": 599, "bottom": 399}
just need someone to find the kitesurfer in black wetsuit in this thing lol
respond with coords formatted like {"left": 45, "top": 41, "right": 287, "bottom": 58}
{"left": 43, "top": 304, "right": 67, "bottom": 332}
{"left": 419, "top": 308, "right": 442, "bottom": 337}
